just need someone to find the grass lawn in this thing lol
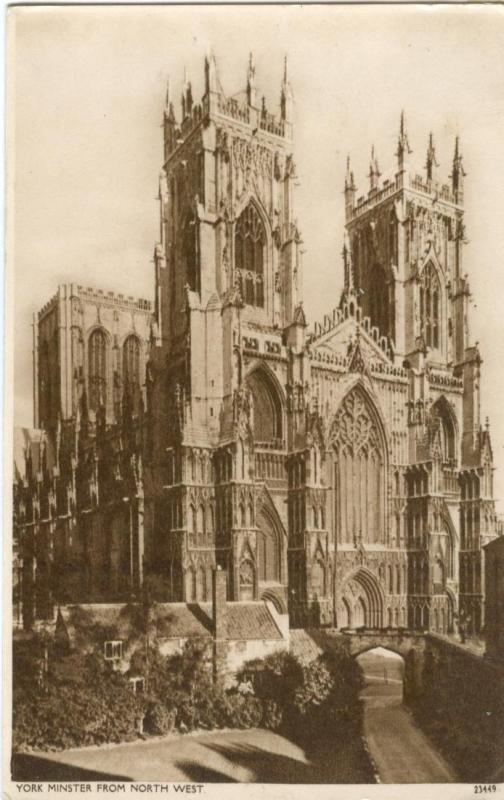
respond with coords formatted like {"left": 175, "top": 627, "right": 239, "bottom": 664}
{"left": 12, "top": 725, "right": 374, "bottom": 784}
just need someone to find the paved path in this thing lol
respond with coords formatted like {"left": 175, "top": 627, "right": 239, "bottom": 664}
{"left": 361, "top": 681, "right": 457, "bottom": 783}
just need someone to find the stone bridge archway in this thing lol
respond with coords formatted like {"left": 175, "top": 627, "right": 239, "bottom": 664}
{"left": 341, "top": 630, "right": 426, "bottom": 701}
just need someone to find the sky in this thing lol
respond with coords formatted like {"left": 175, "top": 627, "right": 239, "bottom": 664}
{"left": 9, "top": 4, "right": 504, "bottom": 505}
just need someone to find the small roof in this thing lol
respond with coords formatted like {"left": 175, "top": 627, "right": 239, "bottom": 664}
{"left": 57, "top": 599, "right": 283, "bottom": 646}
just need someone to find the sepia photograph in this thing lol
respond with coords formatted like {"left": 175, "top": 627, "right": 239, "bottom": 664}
{"left": 6, "top": 3, "right": 504, "bottom": 793}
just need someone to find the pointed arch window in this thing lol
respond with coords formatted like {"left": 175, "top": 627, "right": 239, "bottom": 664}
{"left": 331, "top": 387, "right": 387, "bottom": 545}
{"left": 183, "top": 212, "right": 200, "bottom": 294}
{"left": 123, "top": 335, "right": 141, "bottom": 413}
{"left": 239, "top": 558, "right": 255, "bottom": 601}
{"left": 420, "top": 263, "right": 441, "bottom": 349}
{"left": 246, "top": 369, "right": 283, "bottom": 447}
{"left": 234, "top": 203, "right": 265, "bottom": 308}
{"left": 88, "top": 329, "right": 108, "bottom": 412}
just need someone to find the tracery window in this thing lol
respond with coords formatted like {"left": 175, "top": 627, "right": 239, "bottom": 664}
{"left": 419, "top": 262, "right": 441, "bottom": 349}
{"left": 88, "top": 329, "right": 108, "bottom": 412}
{"left": 234, "top": 203, "right": 265, "bottom": 307}
{"left": 122, "top": 335, "right": 141, "bottom": 415}
{"left": 123, "top": 335, "right": 141, "bottom": 394}
{"left": 331, "top": 387, "right": 386, "bottom": 545}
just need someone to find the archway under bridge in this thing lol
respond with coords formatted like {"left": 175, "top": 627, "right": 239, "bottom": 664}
{"left": 357, "top": 646, "right": 405, "bottom": 707}
{"left": 290, "top": 627, "right": 427, "bottom": 701}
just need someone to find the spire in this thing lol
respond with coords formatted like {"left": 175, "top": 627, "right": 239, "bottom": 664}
{"left": 345, "top": 155, "right": 355, "bottom": 191}
{"left": 163, "top": 77, "right": 175, "bottom": 123}
{"left": 396, "top": 110, "right": 412, "bottom": 171}
{"left": 344, "top": 155, "right": 356, "bottom": 218}
{"left": 280, "top": 54, "right": 293, "bottom": 123}
{"left": 182, "top": 68, "right": 192, "bottom": 118}
{"left": 246, "top": 52, "right": 257, "bottom": 107}
{"left": 451, "top": 135, "right": 466, "bottom": 202}
{"left": 164, "top": 77, "right": 171, "bottom": 111}
{"left": 342, "top": 230, "right": 354, "bottom": 291}
{"left": 368, "top": 145, "right": 381, "bottom": 190}
{"left": 425, "top": 132, "right": 438, "bottom": 181}
{"left": 204, "top": 50, "right": 220, "bottom": 95}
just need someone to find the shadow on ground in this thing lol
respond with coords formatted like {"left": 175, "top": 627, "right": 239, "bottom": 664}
{"left": 12, "top": 753, "right": 132, "bottom": 782}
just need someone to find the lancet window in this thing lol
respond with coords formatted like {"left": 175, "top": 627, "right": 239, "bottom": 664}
{"left": 88, "top": 329, "right": 108, "bottom": 412}
{"left": 419, "top": 262, "right": 441, "bottom": 349}
{"left": 123, "top": 335, "right": 141, "bottom": 413}
{"left": 234, "top": 203, "right": 265, "bottom": 307}
{"left": 183, "top": 212, "right": 200, "bottom": 294}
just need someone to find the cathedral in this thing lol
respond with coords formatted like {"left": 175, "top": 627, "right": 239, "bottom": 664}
{"left": 14, "top": 53, "right": 501, "bottom": 637}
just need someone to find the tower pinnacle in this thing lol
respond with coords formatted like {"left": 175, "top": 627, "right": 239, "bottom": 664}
{"left": 396, "top": 110, "right": 412, "bottom": 171}
{"left": 425, "top": 132, "right": 439, "bottom": 181}
{"left": 369, "top": 145, "right": 381, "bottom": 190}
{"left": 451, "top": 136, "right": 466, "bottom": 203}
{"left": 246, "top": 52, "right": 257, "bottom": 107}
{"left": 344, "top": 155, "right": 356, "bottom": 219}
{"left": 280, "top": 55, "right": 293, "bottom": 123}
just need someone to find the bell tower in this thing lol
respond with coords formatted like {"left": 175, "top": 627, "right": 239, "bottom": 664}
{"left": 148, "top": 53, "right": 302, "bottom": 605}
{"left": 344, "top": 114, "right": 468, "bottom": 367}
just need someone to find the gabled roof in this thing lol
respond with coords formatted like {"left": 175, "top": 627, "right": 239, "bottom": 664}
{"left": 56, "top": 600, "right": 284, "bottom": 648}
{"left": 310, "top": 316, "right": 394, "bottom": 369}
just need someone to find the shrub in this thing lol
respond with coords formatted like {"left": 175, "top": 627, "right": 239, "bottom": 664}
{"left": 144, "top": 702, "right": 176, "bottom": 736}
{"left": 222, "top": 693, "right": 263, "bottom": 729}
{"left": 261, "top": 699, "right": 283, "bottom": 731}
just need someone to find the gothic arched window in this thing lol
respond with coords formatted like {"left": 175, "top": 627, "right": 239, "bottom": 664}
{"left": 183, "top": 212, "right": 200, "bottom": 294}
{"left": 234, "top": 203, "right": 265, "bottom": 307}
{"left": 420, "top": 262, "right": 441, "bottom": 349}
{"left": 312, "top": 558, "right": 326, "bottom": 599}
{"left": 246, "top": 368, "right": 283, "bottom": 447}
{"left": 122, "top": 335, "right": 141, "bottom": 415}
{"left": 331, "top": 387, "right": 387, "bottom": 546}
{"left": 88, "top": 329, "right": 108, "bottom": 412}
{"left": 368, "top": 262, "right": 392, "bottom": 339}
{"left": 123, "top": 335, "right": 140, "bottom": 392}
{"left": 431, "top": 397, "right": 456, "bottom": 463}
{"left": 239, "top": 558, "right": 255, "bottom": 601}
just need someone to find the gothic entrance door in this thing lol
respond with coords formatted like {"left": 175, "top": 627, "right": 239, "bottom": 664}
{"left": 337, "top": 568, "right": 384, "bottom": 629}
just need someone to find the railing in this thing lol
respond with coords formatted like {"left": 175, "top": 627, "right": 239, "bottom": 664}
{"left": 217, "top": 96, "right": 250, "bottom": 124}
{"left": 442, "top": 467, "right": 459, "bottom": 495}
{"left": 255, "top": 449, "right": 286, "bottom": 483}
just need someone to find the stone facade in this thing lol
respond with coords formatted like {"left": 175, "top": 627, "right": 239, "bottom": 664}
{"left": 14, "top": 54, "right": 501, "bottom": 637}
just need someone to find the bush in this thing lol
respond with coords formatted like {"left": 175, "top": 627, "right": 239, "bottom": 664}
{"left": 261, "top": 700, "right": 283, "bottom": 730}
{"left": 239, "top": 647, "right": 364, "bottom": 741}
{"left": 222, "top": 693, "right": 263, "bottom": 729}
{"left": 144, "top": 702, "right": 176, "bottom": 736}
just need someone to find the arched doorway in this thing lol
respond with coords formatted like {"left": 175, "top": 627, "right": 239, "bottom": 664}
{"left": 337, "top": 568, "right": 384, "bottom": 629}
{"left": 357, "top": 646, "right": 404, "bottom": 707}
